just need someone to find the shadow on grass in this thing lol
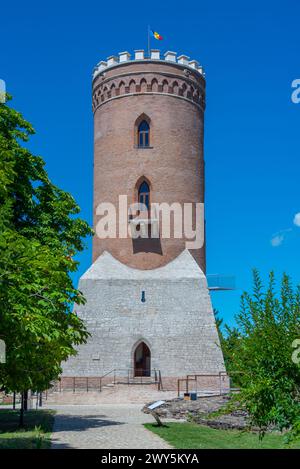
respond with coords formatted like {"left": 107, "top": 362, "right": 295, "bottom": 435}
{"left": 0, "top": 409, "right": 55, "bottom": 449}
{"left": 0, "top": 409, "right": 54, "bottom": 431}
{"left": 1, "top": 408, "right": 126, "bottom": 449}
{"left": 50, "top": 412, "right": 126, "bottom": 449}
{"left": 147, "top": 423, "right": 170, "bottom": 428}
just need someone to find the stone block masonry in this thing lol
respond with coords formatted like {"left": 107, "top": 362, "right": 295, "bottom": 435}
{"left": 61, "top": 48, "right": 227, "bottom": 388}
{"left": 62, "top": 250, "right": 226, "bottom": 382}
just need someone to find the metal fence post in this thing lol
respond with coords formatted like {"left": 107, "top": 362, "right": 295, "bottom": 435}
{"left": 159, "top": 370, "right": 163, "bottom": 391}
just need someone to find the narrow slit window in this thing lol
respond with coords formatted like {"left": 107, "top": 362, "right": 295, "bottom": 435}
{"left": 138, "top": 120, "right": 150, "bottom": 148}
{"left": 138, "top": 181, "right": 150, "bottom": 210}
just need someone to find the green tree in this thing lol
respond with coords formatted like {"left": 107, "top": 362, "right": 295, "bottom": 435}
{"left": 213, "top": 308, "right": 223, "bottom": 333}
{"left": 0, "top": 96, "right": 92, "bottom": 419}
{"left": 224, "top": 270, "right": 300, "bottom": 439}
{"left": 214, "top": 309, "right": 243, "bottom": 388}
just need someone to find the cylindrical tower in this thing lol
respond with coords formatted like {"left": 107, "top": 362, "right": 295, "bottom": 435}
{"left": 92, "top": 49, "right": 206, "bottom": 271}
{"left": 62, "top": 49, "right": 227, "bottom": 385}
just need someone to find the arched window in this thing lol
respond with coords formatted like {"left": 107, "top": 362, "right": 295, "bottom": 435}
{"left": 138, "top": 120, "right": 150, "bottom": 148}
{"left": 138, "top": 181, "right": 150, "bottom": 210}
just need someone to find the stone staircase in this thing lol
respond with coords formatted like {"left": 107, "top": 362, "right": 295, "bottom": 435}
{"left": 116, "top": 376, "right": 154, "bottom": 385}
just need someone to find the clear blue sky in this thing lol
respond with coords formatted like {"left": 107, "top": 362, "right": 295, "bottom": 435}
{"left": 1, "top": 0, "right": 300, "bottom": 326}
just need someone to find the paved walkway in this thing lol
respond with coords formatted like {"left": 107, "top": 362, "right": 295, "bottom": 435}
{"left": 50, "top": 404, "right": 173, "bottom": 449}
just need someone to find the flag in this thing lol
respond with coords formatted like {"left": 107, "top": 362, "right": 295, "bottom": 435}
{"left": 151, "top": 29, "right": 163, "bottom": 41}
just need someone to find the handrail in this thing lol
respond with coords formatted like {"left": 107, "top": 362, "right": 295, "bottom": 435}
{"left": 99, "top": 367, "right": 161, "bottom": 391}
{"left": 47, "top": 368, "right": 163, "bottom": 393}
{"left": 99, "top": 369, "right": 118, "bottom": 392}
{"left": 177, "top": 371, "right": 231, "bottom": 397}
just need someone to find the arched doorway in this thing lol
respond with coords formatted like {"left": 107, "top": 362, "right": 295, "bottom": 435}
{"left": 134, "top": 342, "right": 151, "bottom": 377}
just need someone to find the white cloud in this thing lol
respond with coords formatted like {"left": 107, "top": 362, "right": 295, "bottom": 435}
{"left": 293, "top": 213, "right": 300, "bottom": 227}
{"left": 270, "top": 213, "right": 300, "bottom": 247}
{"left": 271, "top": 234, "right": 285, "bottom": 247}
{"left": 270, "top": 229, "right": 292, "bottom": 247}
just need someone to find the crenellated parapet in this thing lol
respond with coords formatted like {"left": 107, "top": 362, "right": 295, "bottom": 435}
{"left": 93, "top": 50, "right": 205, "bottom": 80}
{"left": 92, "top": 49, "right": 206, "bottom": 113}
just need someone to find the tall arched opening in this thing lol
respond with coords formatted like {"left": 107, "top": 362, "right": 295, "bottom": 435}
{"left": 134, "top": 341, "right": 151, "bottom": 377}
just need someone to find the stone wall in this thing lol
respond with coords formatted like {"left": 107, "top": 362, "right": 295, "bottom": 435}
{"left": 62, "top": 250, "right": 226, "bottom": 382}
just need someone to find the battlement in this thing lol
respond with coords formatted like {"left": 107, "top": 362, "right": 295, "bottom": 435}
{"left": 93, "top": 50, "right": 205, "bottom": 80}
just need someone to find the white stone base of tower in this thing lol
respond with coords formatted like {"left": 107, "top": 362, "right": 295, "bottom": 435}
{"left": 62, "top": 250, "right": 226, "bottom": 390}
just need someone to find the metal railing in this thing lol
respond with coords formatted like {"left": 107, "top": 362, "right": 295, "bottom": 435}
{"left": 102, "top": 368, "right": 163, "bottom": 390}
{"left": 177, "top": 371, "right": 232, "bottom": 397}
{"left": 46, "top": 377, "right": 102, "bottom": 394}
{"left": 46, "top": 368, "right": 163, "bottom": 393}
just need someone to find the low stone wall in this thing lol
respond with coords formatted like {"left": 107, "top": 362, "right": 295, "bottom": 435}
{"left": 143, "top": 395, "right": 252, "bottom": 431}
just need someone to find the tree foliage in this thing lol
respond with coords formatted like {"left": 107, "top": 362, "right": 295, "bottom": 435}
{"left": 223, "top": 270, "right": 300, "bottom": 438}
{"left": 0, "top": 96, "right": 92, "bottom": 393}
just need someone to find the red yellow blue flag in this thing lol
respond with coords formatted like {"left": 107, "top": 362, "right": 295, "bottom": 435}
{"left": 151, "top": 29, "right": 163, "bottom": 41}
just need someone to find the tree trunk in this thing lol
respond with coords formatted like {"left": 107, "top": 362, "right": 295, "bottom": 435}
{"left": 23, "top": 390, "right": 28, "bottom": 411}
{"left": 19, "top": 392, "right": 24, "bottom": 427}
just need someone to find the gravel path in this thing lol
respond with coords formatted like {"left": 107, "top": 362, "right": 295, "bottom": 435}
{"left": 50, "top": 404, "right": 172, "bottom": 449}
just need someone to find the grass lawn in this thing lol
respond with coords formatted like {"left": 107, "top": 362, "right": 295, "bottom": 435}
{"left": 0, "top": 409, "right": 55, "bottom": 449}
{"left": 144, "top": 422, "right": 300, "bottom": 449}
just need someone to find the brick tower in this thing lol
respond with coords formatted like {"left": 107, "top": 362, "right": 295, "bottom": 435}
{"left": 62, "top": 49, "right": 226, "bottom": 389}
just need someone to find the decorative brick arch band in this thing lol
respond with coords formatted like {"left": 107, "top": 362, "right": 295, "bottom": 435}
{"left": 92, "top": 74, "right": 205, "bottom": 112}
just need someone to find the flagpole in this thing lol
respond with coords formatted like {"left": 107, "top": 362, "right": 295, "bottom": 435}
{"left": 147, "top": 25, "right": 150, "bottom": 58}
